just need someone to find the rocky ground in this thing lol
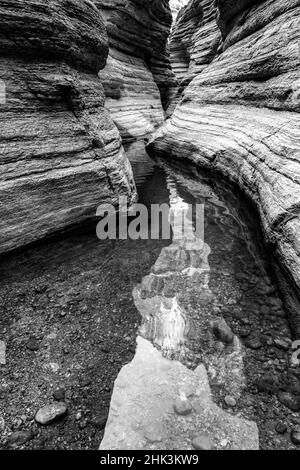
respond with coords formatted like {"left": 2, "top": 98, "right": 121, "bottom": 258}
{"left": 1, "top": 153, "right": 300, "bottom": 451}
{"left": 0, "top": 230, "right": 168, "bottom": 450}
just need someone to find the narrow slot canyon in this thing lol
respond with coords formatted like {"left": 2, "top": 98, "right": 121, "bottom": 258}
{"left": 0, "top": 0, "right": 300, "bottom": 453}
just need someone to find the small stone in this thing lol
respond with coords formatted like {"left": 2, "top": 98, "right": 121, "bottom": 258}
{"left": 92, "top": 415, "right": 108, "bottom": 429}
{"left": 212, "top": 319, "right": 234, "bottom": 344}
{"left": 214, "top": 341, "right": 225, "bottom": 353}
{"left": 53, "top": 388, "right": 65, "bottom": 401}
{"left": 192, "top": 435, "right": 213, "bottom": 450}
{"left": 245, "top": 337, "right": 262, "bottom": 350}
{"left": 224, "top": 395, "right": 236, "bottom": 407}
{"left": 239, "top": 328, "right": 250, "bottom": 338}
{"left": 8, "top": 430, "right": 33, "bottom": 448}
{"left": 278, "top": 392, "right": 300, "bottom": 412}
{"left": 273, "top": 337, "right": 291, "bottom": 351}
{"left": 0, "top": 341, "right": 6, "bottom": 365}
{"left": 291, "top": 429, "right": 300, "bottom": 446}
{"left": 26, "top": 337, "right": 39, "bottom": 352}
{"left": 257, "top": 374, "right": 279, "bottom": 394}
{"left": 275, "top": 422, "right": 287, "bottom": 434}
{"left": 35, "top": 402, "right": 67, "bottom": 425}
{"left": 174, "top": 397, "right": 192, "bottom": 416}
{"left": 79, "top": 420, "right": 88, "bottom": 430}
{"left": 269, "top": 297, "right": 282, "bottom": 309}
{"left": 81, "top": 378, "right": 91, "bottom": 388}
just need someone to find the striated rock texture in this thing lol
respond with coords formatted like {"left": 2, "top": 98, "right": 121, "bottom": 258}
{"left": 170, "top": 0, "right": 221, "bottom": 84}
{"left": 0, "top": 0, "right": 136, "bottom": 255}
{"left": 149, "top": 0, "right": 300, "bottom": 331}
{"left": 97, "top": 0, "right": 177, "bottom": 140}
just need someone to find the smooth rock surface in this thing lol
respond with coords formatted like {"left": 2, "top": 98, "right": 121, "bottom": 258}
{"left": 100, "top": 337, "right": 259, "bottom": 450}
{"left": 192, "top": 435, "right": 213, "bottom": 450}
{"left": 35, "top": 402, "right": 68, "bottom": 426}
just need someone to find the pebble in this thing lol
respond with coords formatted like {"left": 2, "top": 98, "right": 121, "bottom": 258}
{"left": 257, "top": 374, "right": 279, "bottom": 394}
{"left": 275, "top": 422, "right": 287, "bottom": 434}
{"left": 278, "top": 392, "right": 300, "bottom": 412}
{"left": 53, "top": 388, "right": 66, "bottom": 401}
{"left": 291, "top": 429, "right": 300, "bottom": 446}
{"left": 273, "top": 337, "right": 291, "bottom": 351}
{"left": 173, "top": 397, "right": 193, "bottom": 416}
{"left": 224, "top": 395, "right": 236, "bottom": 407}
{"left": 245, "top": 337, "right": 262, "bottom": 350}
{"left": 35, "top": 402, "right": 68, "bottom": 425}
{"left": 212, "top": 319, "right": 234, "bottom": 344}
{"left": 192, "top": 435, "right": 213, "bottom": 450}
{"left": 239, "top": 328, "right": 251, "bottom": 338}
{"left": 8, "top": 430, "right": 33, "bottom": 448}
{"left": 26, "top": 337, "right": 39, "bottom": 352}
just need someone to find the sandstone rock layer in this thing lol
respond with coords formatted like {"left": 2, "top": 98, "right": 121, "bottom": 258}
{"left": 0, "top": 0, "right": 136, "bottom": 254}
{"left": 97, "top": 0, "right": 177, "bottom": 140}
{"left": 149, "top": 0, "right": 300, "bottom": 329}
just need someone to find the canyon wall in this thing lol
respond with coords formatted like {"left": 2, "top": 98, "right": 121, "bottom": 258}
{"left": 170, "top": 0, "right": 221, "bottom": 83}
{"left": 96, "top": 0, "right": 177, "bottom": 141}
{"left": 0, "top": 0, "right": 136, "bottom": 255}
{"left": 149, "top": 0, "right": 300, "bottom": 329}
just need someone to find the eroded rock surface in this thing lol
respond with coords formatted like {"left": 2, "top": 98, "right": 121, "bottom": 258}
{"left": 170, "top": 0, "right": 221, "bottom": 83}
{"left": 149, "top": 0, "right": 300, "bottom": 331}
{"left": 97, "top": 0, "right": 177, "bottom": 140}
{"left": 0, "top": 0, "right": 136, "bottom": 254}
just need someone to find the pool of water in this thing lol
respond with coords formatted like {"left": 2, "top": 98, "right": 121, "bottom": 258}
{"left": 0, "top": 140, "right": 298, "bottom": 450}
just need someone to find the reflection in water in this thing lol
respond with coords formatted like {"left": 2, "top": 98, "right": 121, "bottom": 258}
{"left": 100, "top": 142, "right": 260, "bottom": 450}
{"left": 134, "top": 174, "right": 211, "bottom": 359}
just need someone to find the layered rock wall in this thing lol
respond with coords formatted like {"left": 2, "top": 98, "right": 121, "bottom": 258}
{"left": 0, "top": 0, "right": 136, "bottom": 254}
{"left": 96, "top": 0, "right": 177, "bottom": 140}
{"left": 149, "top": 0, "right": 300, "bottom": 328}
{"left": 170, "top": 0, "right": 221, "bottom": 84}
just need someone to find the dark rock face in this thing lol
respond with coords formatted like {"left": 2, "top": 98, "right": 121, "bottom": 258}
{"left": 0, "top": 0, "right": 136, "bottom": 255}
{"left": 148, "top": 0, "right": 300, "bottom": 326}
{"left": 97, "top": 0, "right": 177, "bottom": 140}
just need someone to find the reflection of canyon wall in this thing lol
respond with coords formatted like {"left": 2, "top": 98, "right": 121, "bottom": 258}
{"left": 100, "top": 169, "right": 259, "bottom": 451}
{"left": 0, "top": 0, "right": 136, "bottom": 255}
{"left": 97, "top": 0, "right": 177, "bottom": 140}
{"left": 149, "top": 0, "right": 300, "bottom": 297}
